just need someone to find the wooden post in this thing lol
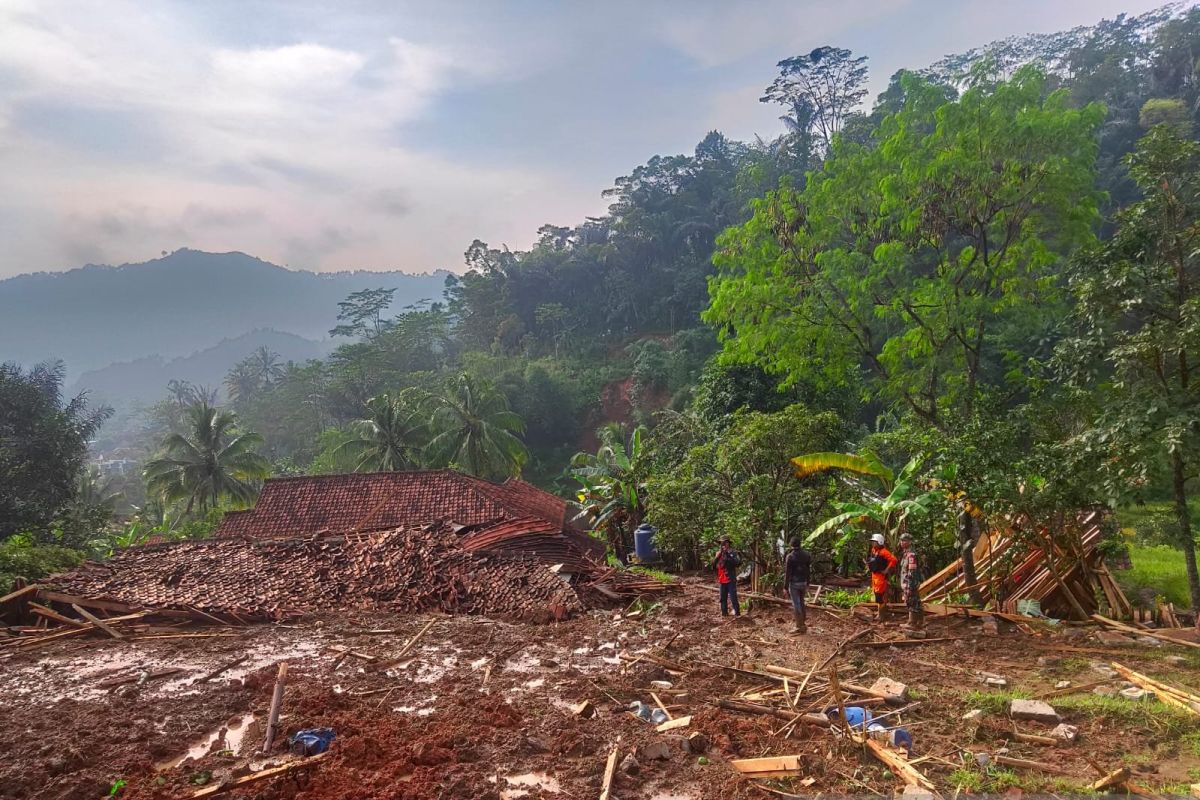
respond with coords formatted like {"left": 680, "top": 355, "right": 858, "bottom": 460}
{"left": 599, "top": 741, "right": 619, "bottom": 800}
{"left": 262, "top": 662, "right": 289, "bottom": 753}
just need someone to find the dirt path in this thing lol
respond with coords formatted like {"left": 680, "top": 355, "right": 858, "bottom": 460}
{"left": 3, "top": 583, "right": 1199, "bottom": 799}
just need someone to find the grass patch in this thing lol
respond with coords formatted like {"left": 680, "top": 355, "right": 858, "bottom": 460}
{"left": 962, "top": 688, "right": 1032, "bottom": 714}
{"left": 1118, "top": 544, "right": 1193, "bottom": 608}
{"left": 627, "top": 565, "right": 676, "bottom": 584}
{"left": 949, "top": 768, "right": 982, "bottom": 792}
{"left": 821, "top": 587, "right": 873, "bottom": 608}
{"left": 1054, "top": 693, "right": 1199, "bottom": 737}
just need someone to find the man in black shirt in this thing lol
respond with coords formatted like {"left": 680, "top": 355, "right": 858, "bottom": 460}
{"left": 784, "top": 538, "right": 812, "bottom": 634}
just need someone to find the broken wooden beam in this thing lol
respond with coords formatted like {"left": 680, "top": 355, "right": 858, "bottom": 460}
{"left": 656, "top": 715, "right": 692, "bottom": 732}
{"left": 98, "top": 667, "right": 184, "bottom": 689}
{"left": 327, "top": 644, "right": 377, "bottom": 662}
{"left": 71, "top": 604, "right": 124, "bottom": 639}
{"left": 1090, "top": 767, "right": 1132, "bottom": 791}
{"left": 192, "top": 752, "right": 329, "bottom": 797}
{"left": 262, "top": 662, "right": 288, "bottom": 753}
{"left": 38, "top": 590, "right": 135, "bottom": 614}
{"left": 599, "top": 742, "right": 619, "bottom": 800}
{"left": 717, "top": 698, "right": 829, "bottom": 727}
{"left": 27, "top": 602, "right": 88, "bottom": 628}
{"left": 730, "top": 754, "right": 804, "bottom": 779}
{"left": 864, "top": 739, "right": 935, "bottom": 790}
{"left": 202, "top": 655, "right": 248, "bottom": 682}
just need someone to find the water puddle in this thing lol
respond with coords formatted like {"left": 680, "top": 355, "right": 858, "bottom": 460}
{"left": 393, "top": 695, "right": 437, "bottom": 716}
{"left": 156, "top": 712, "right": 256, "bottom": 770}
{"left": 489, "top": 772, "right": 561, "bottom": 799}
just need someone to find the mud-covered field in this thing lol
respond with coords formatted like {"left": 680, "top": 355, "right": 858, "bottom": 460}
{"left": 4, "top": 580, "right": 1200, "bottom": 799}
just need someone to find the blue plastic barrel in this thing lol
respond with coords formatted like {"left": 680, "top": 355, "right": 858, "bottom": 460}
{"left": 633, "top": 524, "right": 659, "bottom": 563}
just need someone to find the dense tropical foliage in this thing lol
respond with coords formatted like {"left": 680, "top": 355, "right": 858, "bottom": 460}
{"left": 5, "top": 5, "right": 1200, "bottom": 615}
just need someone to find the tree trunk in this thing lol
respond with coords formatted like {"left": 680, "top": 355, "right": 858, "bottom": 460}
{"left": 958, "top": 510, "right": 983, "bottom": 606}
{"left": 1171, "top": 450, "right": 1200, "bottom": 621}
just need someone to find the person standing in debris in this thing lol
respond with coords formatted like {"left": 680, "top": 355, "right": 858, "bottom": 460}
{"left": 899, "top": 532, "right": 924, "bottom": 630}
{"left": 784, "top": 538, "right": 812, "bottom": 634}
{"left": 709, "top": 536, "right": 741, "bottom": 617}
{"left": 867, "top": 533, "right": 898, "bottom": 621}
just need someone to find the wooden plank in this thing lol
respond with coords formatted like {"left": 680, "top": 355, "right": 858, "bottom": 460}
{"left": 0, "top": 584, "right": 39, "bottom": 605}
{"left": 599, "top": 742, "right": 619, "bottom": 800}
{"left": 262, "top": 662, "right": 289, "bottom": 753}
{"left": 1090, "top": 767, "right": 1132, "bottom": 791}
{"left": 98, "top": 667, "right": 184, "bottom": 689}
{"left": 864, "top": 739, "right": 935, "bottom": 790}
{"left": 192, "top": 752, "right": 329, "bottom": 797}
{"left": 378, "top": 618, "right": 437, "bottom": 669}
{"left": 656, "top": 715, "right": 691, "bottom": 732}
{"left": 1012, "top": 731, "right": 1058, "bottom": 746}
{"left": 649, "top": 691, "right": 673, "bottom": 721}
{"left": 730, "top": 754, "right": 803, "bottom": 777}
{"left": 327, "top": 644, "right": 377, "bottom": 662}
{"left": 27, "top": 602, "right": 88, "bottom": 628}
{"left": 72, "top": 604, "right": 123, "bottom": 639}
{"left": 852, "top": 637, "right": 962, "bottom": 648}
{"left": 717, "top": 698, "right": 830, "bottom": 727}
{"left": 1093, "top": 614, "right": 1200, "bottom": 650}
{"left": 38, "top": 591, "right": 135, "bottom": 614}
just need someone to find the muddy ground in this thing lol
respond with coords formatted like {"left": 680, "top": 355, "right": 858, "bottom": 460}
{"left": 4, "top": 579, "right": 1200, "bottom": 800}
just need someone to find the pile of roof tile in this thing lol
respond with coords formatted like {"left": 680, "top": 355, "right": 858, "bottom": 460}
{"left": 50, "top": 527, "right": 585, "bottom": 623}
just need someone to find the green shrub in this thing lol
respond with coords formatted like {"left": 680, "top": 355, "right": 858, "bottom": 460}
{"left": 0, "top": 535, "right": 86, "bottom": 592}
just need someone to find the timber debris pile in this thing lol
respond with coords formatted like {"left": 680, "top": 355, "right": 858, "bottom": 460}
{"left": 920, "top": 510, "right": 1138, "bottom": 621}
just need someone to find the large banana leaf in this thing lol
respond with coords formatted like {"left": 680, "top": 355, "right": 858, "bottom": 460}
{"left": 804, "top": 503, "right": 876, "bottom": 547}
{"left": 791, "top": 452, "right": 894, "bottom": 483}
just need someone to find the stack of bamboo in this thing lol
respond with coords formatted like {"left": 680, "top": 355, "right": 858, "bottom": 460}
{"left": 920, "top": 510, "right": 1132, "bottom": 621}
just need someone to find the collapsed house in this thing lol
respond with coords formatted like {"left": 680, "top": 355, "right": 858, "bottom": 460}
{"left": 9, "top": 470, "right": 675, "bottom": 633}
{"left": 920, "top": 510, "right": 1135, "bottom": 621}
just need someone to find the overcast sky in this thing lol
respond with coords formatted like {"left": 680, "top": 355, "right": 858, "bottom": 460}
{"left": 0, "top": 0, "right": 1174, "bottom": 278}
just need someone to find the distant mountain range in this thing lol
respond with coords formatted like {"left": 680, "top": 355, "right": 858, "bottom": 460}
{"left": 0, "top": 249, "right": 450, "bottom": 399}
{"left": 70, "top": 328, "right": 335, "bottom": 409}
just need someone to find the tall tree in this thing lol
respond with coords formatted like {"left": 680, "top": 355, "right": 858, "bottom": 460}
{"left": 330, "top": 288, "right": 397, "bottom": 339}
{"left": 143, "top": 402, "right": 270, "bottom": 514}
{"left": 423, "top": 374, "right": 528, "bottom": 480}
{"left": 709, "top": 66, "right": 1103, "bottom": 430}
{"left": 336, "top": 391, "right": 428, "bottom": 473}
{"left": 761, "top": 46, "right": 870, "bottom": 156}
{"left": 0, "top": 361, "right": 112, "bottom": 539}
{"left": 1060, "top": 125, "right": 1200, "bottom": 615}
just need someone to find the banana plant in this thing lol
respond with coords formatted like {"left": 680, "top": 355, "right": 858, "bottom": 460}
{"left": 570, "top": 424, "right": 647, "bottom": 560}
{"left": 792, "top": 452, "right": 941, "bottom": 551}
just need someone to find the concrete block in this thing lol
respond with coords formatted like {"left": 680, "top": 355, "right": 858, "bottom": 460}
{"left": 1009, "top": 698, "right": 1060, "bottom": 724}
{"left": 1050, "top": 723, "right": 1079, "bottom": 744}
{"left": 869, "top": 677, "right": 909, "bottom": 703}
{"left": 1054, "top": 681, "right": 1071, "bottom": 689}
{"left": 962, "top": 709, "right": 984, "bottom": 722}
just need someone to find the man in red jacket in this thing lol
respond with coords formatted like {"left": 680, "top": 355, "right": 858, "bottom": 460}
{"left": 709, "top": 536, "right": 741, "bottom": 617}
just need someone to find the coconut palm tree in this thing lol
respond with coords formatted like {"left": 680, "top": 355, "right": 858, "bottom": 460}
{"left": 143, "top": 402, "right": 270, "bottom": 514}
{"left": 250, "top": 347, "right": 286, "bottom": 388}
{"left": 335, "top": 390, "right": 428, "bottom": 472}
{"left": 423, "top": 374, "right": 528, "bottom": 480}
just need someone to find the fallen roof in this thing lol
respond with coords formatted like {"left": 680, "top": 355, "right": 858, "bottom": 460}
{"left": 49, "top": 527, "right": 585, "bottom": 623}
{"left": 215, "top": 469, "right": 570, "bottom": 539}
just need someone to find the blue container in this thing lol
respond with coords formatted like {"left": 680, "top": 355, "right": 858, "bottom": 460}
{"left": 633, "top": 524, "right": 659, "bottom": 563}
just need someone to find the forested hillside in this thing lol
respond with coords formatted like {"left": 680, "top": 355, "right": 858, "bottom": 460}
{"left": 5, "top": 4, "right": 1200, "bottom": 613}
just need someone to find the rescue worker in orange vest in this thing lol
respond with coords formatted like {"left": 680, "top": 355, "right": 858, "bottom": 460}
{"left": 867, "top": 533, "right": 897, "bottom": 621}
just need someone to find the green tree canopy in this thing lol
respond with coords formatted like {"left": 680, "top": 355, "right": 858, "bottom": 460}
{"left": 423, "top": 374, "right": 529, "bottom": 480}
{"left": 707, "top": 66, "right": 1103, "bottom": 431}
{"left": 0, "top": 361, "right": 112, "bottom": 540}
